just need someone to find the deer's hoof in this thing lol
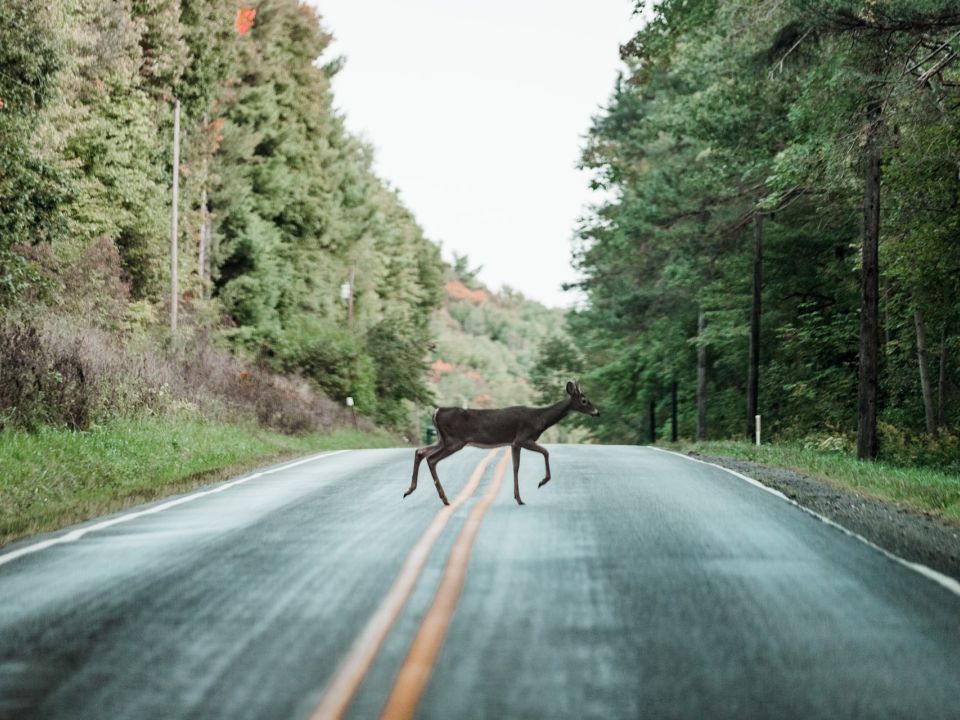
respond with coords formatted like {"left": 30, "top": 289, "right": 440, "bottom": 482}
{"left": 403, "top": 489, "right": 413, "bottom": 498}
{"left": 538, "top": 478, "right": 550, "bottom": 488}
{"left": 515, "top": 499, "right": 525, "bottom": 506}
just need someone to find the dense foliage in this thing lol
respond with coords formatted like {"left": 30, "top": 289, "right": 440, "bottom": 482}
{"left": 0, "top": 0, "right": 442, "bottom": 428}
{"left": 567, "top": 0, "right": 960, "bottom": 457}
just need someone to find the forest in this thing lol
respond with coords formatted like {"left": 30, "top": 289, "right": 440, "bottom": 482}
{"left": 2, "top": 0, "right": 959, "bottom": 475}
{"left": 1, "top": 0, "right": 443, "bottom": 433}
{"left": 559, "top": 0, "right": 960, "bottom": 467}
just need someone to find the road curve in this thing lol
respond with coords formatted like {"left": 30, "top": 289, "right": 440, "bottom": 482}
{"left": 0, "top": 445, "right": 958, "bottom": 719}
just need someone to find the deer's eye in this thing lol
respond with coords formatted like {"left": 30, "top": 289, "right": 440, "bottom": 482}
{"left": 581, "top": 398, "right": 587, "bottom": 404}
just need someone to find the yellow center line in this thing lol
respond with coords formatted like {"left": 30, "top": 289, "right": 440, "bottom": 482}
{"left": 311, "top": 449, "right": 500, "bottom": 720}
{"left": 380, "top": 450, "right": 511, "bottom": 720}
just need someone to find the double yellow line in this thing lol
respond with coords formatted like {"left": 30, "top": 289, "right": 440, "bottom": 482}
{"left": 312, "top": 448, "right": 510, "bottom": 720}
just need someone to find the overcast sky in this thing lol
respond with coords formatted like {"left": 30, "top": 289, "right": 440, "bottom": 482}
{"left": 307, "top": 0, "right": 643, "bottom": 308}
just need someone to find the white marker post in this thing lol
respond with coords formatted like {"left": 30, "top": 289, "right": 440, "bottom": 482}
{"left": 755, "top": 414, "right": 761, "bottom": 446}
{"left": 346, "top": 396, "right": 357, "bottom": 430}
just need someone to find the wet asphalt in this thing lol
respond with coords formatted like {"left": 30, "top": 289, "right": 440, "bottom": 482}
{"left": 0, "top": 445, "right": 958, "bottom": 719}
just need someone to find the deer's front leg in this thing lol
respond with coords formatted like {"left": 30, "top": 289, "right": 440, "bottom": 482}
{"left": 520, "top": 441, "right": 551, "bottom": 488}
{"left": 426, "top": 440, "right": 465, "bottom": 506}
{"left": 511, "top": 444, "right": 524, "bottom": 505}
{"left": 406, "top": 443, "right": 442, "bottom": 498}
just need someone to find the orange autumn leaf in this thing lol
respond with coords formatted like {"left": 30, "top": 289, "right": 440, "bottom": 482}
{"left": 236, "top": 7, "right": 256, "bottom": 35}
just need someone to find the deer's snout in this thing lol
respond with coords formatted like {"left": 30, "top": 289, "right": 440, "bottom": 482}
{"left": 592, "top": 408, "right": 600, "bottom": 417}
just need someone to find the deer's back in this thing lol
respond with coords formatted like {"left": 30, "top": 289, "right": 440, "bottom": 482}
{"left": 434, "top": 406, "right": 535, "bottom": 446}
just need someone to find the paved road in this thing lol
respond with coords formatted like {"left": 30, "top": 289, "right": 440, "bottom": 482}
{"left": 1, "top": 446, "right": 958, "bottom": 719}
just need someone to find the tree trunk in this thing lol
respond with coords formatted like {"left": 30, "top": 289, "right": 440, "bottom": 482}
{"left": 938, "top": 325, "right": 948, "bottom": 427}
{"left": 648, "top": 398, "right": 656, "bottom": 444}
{"left": 914, "top": 309, "right": 936, "bottom": 433}
{"left": 856, "top": 100, "right": 881, "bottom": 461}
{"left": 747, "top": 212, "right": 762, "bottom": 439}
{"left": 671, "top": 380, "right": 678, "bottom": 442}
{"left": 697, "top": 309, "right": 707, "bottom": 441}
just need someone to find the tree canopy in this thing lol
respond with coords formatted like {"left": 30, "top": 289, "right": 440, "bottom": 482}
{"left": 565, "top": 0, "right": 960, "bottom": 455}
{"left": 0, "top": 0, "right": 444, "bottom": 428}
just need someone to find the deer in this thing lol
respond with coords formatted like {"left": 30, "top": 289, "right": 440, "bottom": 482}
{"left": 405, "top": 380, "right": 600, "bottom": 506}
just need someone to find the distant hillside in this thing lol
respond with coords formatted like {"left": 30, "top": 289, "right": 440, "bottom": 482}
{"left": 420, "top": 267, "right": 584, "bottom": 443}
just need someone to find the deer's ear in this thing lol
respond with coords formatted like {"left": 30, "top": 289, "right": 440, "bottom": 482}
{"left": 574, "top": 378, "right": 582, "bottom": 393}
{"left": 566, "top": 381, "right": 575, "bottom": 396}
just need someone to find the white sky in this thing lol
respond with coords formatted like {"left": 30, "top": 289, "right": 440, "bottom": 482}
{"left": 307, "top": 0, "right": 643, "bottom": 308}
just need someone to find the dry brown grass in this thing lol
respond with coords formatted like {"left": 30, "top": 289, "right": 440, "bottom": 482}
{"left": 0, "top": 315, "right": 366, "bottom": 434}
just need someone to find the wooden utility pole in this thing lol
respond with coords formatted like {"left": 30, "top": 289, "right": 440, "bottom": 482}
{"left": 747, "top": 212, "right": 762, "bottom": 439}
{"left": 857, "top": 96, "right": 882, "bottom": 460}
{"left": 696, "top": 308, "right": 707, "bottom": 441}
{"left": 170, "top": 97, "right": 181, "bottom": 332}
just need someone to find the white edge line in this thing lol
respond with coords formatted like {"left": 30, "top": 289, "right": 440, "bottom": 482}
{"left": 647, "top": 446, "right": 960, "bottom": 599}
{"left": 0, "top": 449, "right": 350, "bottom": 569}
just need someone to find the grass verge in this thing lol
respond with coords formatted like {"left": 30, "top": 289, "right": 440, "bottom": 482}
{"left": 0, "top": 416, "right": 398, "bottom": 547}
{"left": 680, "top": 441, "right": 960, "bottom": 523}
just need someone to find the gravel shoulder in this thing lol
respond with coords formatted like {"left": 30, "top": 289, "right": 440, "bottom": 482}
{"left": 688, "top": 452, "right": 960, "bottom": 583}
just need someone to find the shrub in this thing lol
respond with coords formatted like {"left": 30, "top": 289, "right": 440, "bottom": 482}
{"left": 796, "top": 423, "right": 960, "bottom": 474}
{"left": 0, "top": 321, "right": 92, "bottom": 429}
{"left": 877, "top": 422, "right": 960, "bottom": 473}
{"left": 799, "top": 432, "right": 854, "bottom": 454}
{"left": 0, "top": 315, "right": 363, "bottom": 434}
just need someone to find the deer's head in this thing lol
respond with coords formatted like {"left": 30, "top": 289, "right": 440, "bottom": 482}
{"left": 566, "top": 379, "right": 600, "bottom": 417}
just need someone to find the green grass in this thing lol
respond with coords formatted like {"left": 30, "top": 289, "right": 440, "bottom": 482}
{"left": 680, "top": 440, "right": 960, "bottom": 524}
{"left": 0, "top": 416, "right": 398, "bottom": 546}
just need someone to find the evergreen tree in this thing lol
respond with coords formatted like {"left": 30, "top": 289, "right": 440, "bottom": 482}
{"left": 564, "top": 0, "right": 960, "bottom": 453}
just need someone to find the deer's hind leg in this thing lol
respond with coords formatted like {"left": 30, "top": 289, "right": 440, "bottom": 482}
{"left": 511, "top": 444, "right": 524, "bottom": 505}
{"left": 426, "top": 439, "right": 465, "bottom": 506}
{"left": 405, "top": 442, "right": 443, "bottom": 498}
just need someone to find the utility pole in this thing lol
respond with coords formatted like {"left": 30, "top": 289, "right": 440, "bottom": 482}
{"left": 747, "top": 211, "right": 762, "bottom": 439}
{"left": 170, "top": 97, "right": 181, "bottom": 332}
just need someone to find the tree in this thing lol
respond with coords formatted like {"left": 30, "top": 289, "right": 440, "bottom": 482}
{"left": 568, "top": 0, "right": 960, "bottom": 451}
{"left": 1, "top": 0, "right": 448, "bottom": 430}
{"left": 0, "top": 1, "right": 70, "bottom": 305}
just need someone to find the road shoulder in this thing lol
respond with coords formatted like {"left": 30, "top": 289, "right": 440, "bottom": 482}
{"left": 687, "top": 451, "right": 960, "bottom": 583}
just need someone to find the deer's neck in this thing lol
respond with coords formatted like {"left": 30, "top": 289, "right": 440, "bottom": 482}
{"left": 536, "top": 397, "right": 573, "bottom": 433}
